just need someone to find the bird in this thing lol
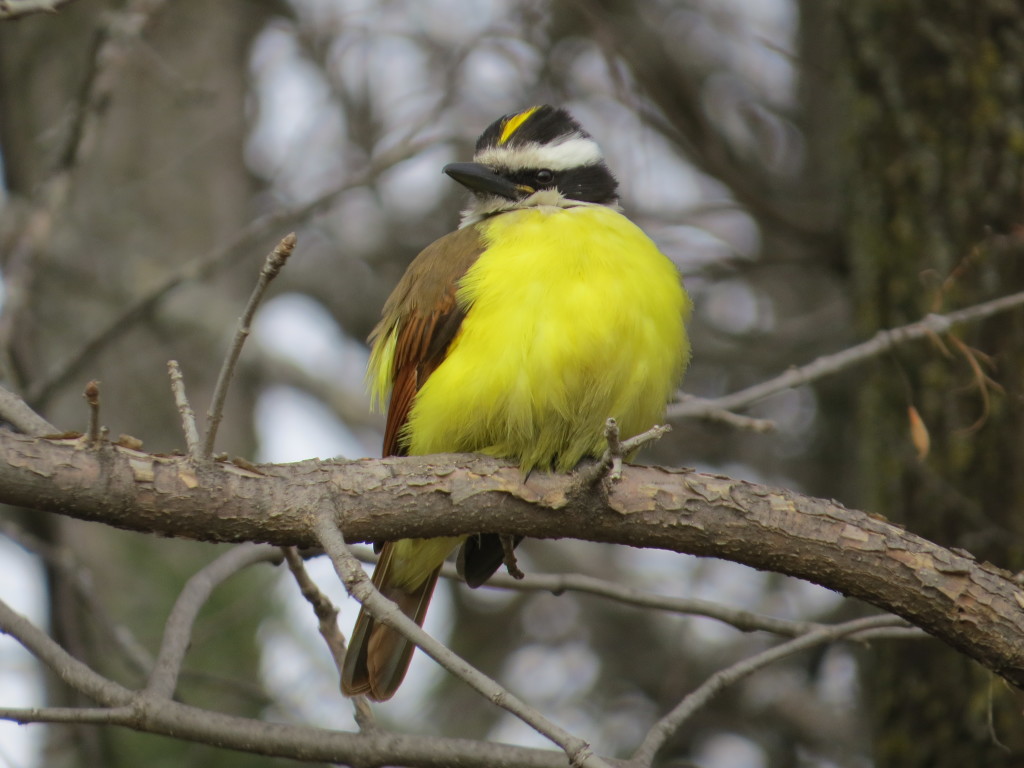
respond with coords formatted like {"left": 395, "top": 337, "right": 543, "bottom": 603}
{"left": 341, "top": 105, "right": 691, "bottom": 700}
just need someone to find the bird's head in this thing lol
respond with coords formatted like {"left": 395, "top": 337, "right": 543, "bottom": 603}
{"left": 444, "top": 105, "right": 620, "bottom": 226}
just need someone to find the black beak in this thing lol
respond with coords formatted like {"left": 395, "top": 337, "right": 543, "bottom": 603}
{"left": 443, "top": 162, "right": 530, "bottom": 201}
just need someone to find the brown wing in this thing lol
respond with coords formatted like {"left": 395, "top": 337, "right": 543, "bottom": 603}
{"left": 382, "top": 300, "right": 466, "bottom": 456}
{"left": 371, "top": 224, "right": 486, "bottom": 457}
{"left": 340, "top": 225, "right": 487, "bottom": 701}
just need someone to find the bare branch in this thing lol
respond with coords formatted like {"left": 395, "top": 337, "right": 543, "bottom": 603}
{"left": 0, "top": 383, "right": 57, "bottom": 436}
{"left": 281, "top": 548, "right": 345, "bottom": 668}
{"left": 0, "top": 432, "right": 1020, "bottom": 687}
{"left": 349, "top": 549, "right": 930, "bottom": 640}
{"left": 315, "top": 511, "right": 612, "bottom": 768}
{"left": 670, "top": 395, "right": 776, "bottom": 432}
{"left": 281, "top": 546, "right": 377, "bottom": 730}
{"left": 630, "top": 615, "right": 912, "bottom": 767}
{"left": 145, "top": 544, "right": 278, "bottom": 700}
{"left": 469, "top": 567, "right": 826, "bottom": 637}
{"left": 0, "top": 598, "right": 132, "bottom": 707}
{"left": 0, "top": 545, "right": 613, "bottom": 766}
{"left": 28, "top": 139, "right": 435, "bottom": 408}
{"left": 167, "top": 360, "right": 202, "bottom": 459}
{"left": 0, "top": 0, "right": 80, "bottom": 20}
{"left": 204, "top": 233, "right": 296, "bottom": 458}
{"left": 83, "top": 380, "right": 101, "bottom": 446}
{"left": 0, "top": 699, "right": 595, "bottom": 767}
{"left": 356, "top": 543, "right": 928, "bottom": 641}
{"left": 670, "top": 289, "right": 1024, "bottom": 420}
{"left": 0, "top": 591, "right": 600, "bottom": 767}
{"left": 620, "top": 423, "right": 671, "bottom": 455}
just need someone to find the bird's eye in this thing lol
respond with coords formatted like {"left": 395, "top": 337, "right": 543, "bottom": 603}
{"left": 534, "top": 169, "right": 555, "bottom": 185}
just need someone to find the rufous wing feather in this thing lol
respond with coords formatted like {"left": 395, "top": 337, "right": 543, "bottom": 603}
{"left": 342, "top": 226, "right": 484, "bottom": 700}
{"left": 340, "top": 543, "right": 441, "bottom": 700}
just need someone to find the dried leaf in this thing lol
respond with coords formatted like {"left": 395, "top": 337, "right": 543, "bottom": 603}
{"left": 908, "top": 405, "right": 930, "bottom": 460}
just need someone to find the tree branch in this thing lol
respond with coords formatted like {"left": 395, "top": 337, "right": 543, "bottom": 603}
{"left": 0, "top": 667, "right": 603, "bottom": 767}
{"left": 203, "top": 233, "right": 295, "bottom": 458}
{"left": 629, "top": 614, "right": 911, "bottom": 766}
{"left": 0, "top": 428, "right": 1021, "bottom": 687}
{"left": 281, "top": 546, "right": 377, "bottom": 730}
{"left": 145, "top": 544, "right": 278, "bottom": 699}
{"left": 27, "top": 138, "right": 435, "bottom": 408}
{"left": 316, "top": 513, "right": 610, "bottom": 768}
{"left": 347, "top": 547, "right": 862, "bottom": 637}
{"left": 669, "top": 289, "right": 1024, "bottom": 419}
{"left": 0, "top": 0, "right": 80, "bottom": 19}
{"left": 0, "top": 385, "right": 57, "bottom": 435}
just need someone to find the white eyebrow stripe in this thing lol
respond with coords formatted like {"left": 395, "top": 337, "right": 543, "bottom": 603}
{"left": 474, "top": 135, "right": 604, "bottom": 171}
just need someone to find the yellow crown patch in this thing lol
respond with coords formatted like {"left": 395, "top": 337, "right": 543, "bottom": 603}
{"left": 499, "top": 106, "right": 541, "bottom": 145}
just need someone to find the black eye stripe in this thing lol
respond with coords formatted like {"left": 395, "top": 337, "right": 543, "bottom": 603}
{"left": 500, "top": 165, "right": 619, "bottom": 204}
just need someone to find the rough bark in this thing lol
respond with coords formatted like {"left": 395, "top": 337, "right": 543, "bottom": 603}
{"left": 1, "top": 428, "right": 1023, "bottom": 688}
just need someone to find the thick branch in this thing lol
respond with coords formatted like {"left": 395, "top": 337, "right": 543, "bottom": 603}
{"left": 0, "top": 428, "right": 1021, "bottom": 687}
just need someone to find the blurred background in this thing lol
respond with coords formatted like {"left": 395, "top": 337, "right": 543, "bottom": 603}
{"left": 1, "top": 1, "right": 1023, "bottom": 766}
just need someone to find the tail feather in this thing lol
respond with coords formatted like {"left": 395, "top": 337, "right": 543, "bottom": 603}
{"left": 341, "top": 542, "right": 442, "bottom": 701}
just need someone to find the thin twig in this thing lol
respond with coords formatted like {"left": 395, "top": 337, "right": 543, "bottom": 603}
{"left": 669, "top": 289, "right": 1024, "bottom": 420}
{"left": 314, "top": 511, "right": 613, "bottom": 768}
{"left": 0, "top": 598, "right": 132, "bottom": 706}
{"left": 29, "top": 139, "right": 435, "bottom": 408}
{"left": 603, "top": 418, "right": 623, "bottom": 481}
{"left": 280, "top": 546, "right": 376, "bottom": 730}
{"left": 145, "top": 544, "right": 278, "bottom": 700}
{"left": 63, "top": 0, "right": 170, "bottom": 171}
{"left": 0, "top": 2, "right": 166, "bottom": 396}
{"left": 671, "top": 394, "right": 775, "bottom": 432}
{"left": 167, "top": 360, "right": 202, "bottom": 460}
{"left": 986, "top": 673, "right": 1012, "bottom": 753}
{"left": 0, "top": 383, "right": 57, "bottom": 436}
{"left": 629, "top": 614, "right": 911, "bottom": 767}
{"left": 346, "top": 547, "right": 853, "bottom": 638}
{"left": 83, "top": 380, "right": 101, "bottom": 446}
{"left": 475, "top": 568, "right": 822, "bottom": 636}
{"left": 203, "top": 233, "right": 295, "bottom": 458}
{"left": 619, "top": 423, "right": 672, "bottom": 455}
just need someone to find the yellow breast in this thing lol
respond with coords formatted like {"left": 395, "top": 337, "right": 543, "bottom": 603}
{"left": 404, "top": 204, "right": 690, "bottom": 471}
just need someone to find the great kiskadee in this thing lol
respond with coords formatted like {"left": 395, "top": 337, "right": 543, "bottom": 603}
{"left": 341, "top": 105, "right": 691, "bottom": 700}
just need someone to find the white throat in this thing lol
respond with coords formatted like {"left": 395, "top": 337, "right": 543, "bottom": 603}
{"left": 458, "top": 188, "right": 620, "bottom": 228}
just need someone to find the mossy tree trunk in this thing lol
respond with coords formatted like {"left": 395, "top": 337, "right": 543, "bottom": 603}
{"left": 838, "top": 3, "right": 1024, "bottom": 764}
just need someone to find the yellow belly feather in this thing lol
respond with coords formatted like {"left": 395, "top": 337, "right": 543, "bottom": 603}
{"left": 406, "top": 204, "right": 690, "bottom": 470}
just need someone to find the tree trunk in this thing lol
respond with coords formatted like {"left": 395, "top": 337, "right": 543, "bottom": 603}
{"left": 0, "top": 3, "right": 274, "bottom": 766}
{"left": 838, "top": 2, "right": 1024, "bottom": 764}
